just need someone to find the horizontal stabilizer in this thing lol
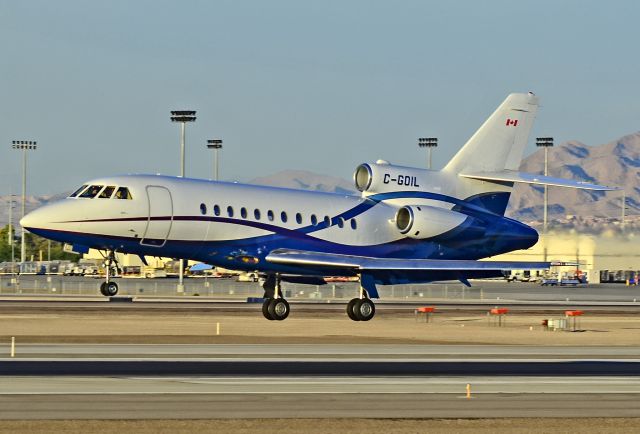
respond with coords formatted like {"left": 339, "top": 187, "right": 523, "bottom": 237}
{"left": 460, "top": 170, "right": 618, "bottom": 191}
{"left": 266, "top": 249, "right": 550, "bottom": 271}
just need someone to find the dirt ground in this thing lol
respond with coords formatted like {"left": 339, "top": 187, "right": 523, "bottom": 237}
{"left": 1, "top": 418, "right": 640, "bottom": 434}
{"left": 0, "top": 308, "right": 639, "bottom": 345}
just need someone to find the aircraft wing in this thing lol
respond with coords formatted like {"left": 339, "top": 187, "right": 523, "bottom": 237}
{"left": 266, "top": 249, "right": 560, "bottom": 298}
{"left": 266, "top": 248, "right": 551, "bottom": 271}
{"left": 459, "top": 170, "right": 618, "bottom": 191}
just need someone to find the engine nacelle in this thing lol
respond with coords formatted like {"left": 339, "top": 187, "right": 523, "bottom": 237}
{"left": 354, "top": 161, "right": 430, "bottom": 194}
{"left": 395, "top": 205, "right": 467, "bottom": 239}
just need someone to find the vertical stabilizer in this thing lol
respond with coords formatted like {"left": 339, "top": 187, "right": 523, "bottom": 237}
{"left": 443, "top": 92, "right": 539, "bottom": 174}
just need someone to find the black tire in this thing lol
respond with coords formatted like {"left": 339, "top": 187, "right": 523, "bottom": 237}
{"left": 267, "top": 298, "right": 290, "bottom": 321}
{"left": 354, "top": 298, "right": 375, "bottom": 321}
{"left": 105, "top": 281, "right": 119, "bottom": 297}
{"left": 99, "top": 282, "right": 107, "bottom": 296}
{"left": 262, "top": 298, "right": 274, "bottom": 320}
{"left": 346, "top": 298, "right": 360, "bottom": 321}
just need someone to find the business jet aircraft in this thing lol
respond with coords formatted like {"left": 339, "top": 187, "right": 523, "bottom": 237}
{"left": 21, "top": 92, "right": 614, "bottom": 321}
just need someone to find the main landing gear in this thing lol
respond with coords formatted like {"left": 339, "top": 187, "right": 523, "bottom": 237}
{"left": 346, "top": 281, "right": 376, "bottom": 321}
{"left": 99, "top": 250, "right": 120, "bottom": 297}
{"left": 262, "top": 274, "right": 290, "bottom": 321}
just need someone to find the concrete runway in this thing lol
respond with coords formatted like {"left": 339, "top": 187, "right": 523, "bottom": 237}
{"left": 1, "top": 344, "right": 639, "bottom": 418}
{"left": 2, "top": 388, "right": 640, "bottom": 418}
{"left": 5, "top": 343, "right": 640, "bottom": 359}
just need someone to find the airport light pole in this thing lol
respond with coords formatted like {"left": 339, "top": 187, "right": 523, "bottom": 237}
{"left": 418, "top": 138, "right": 438, "bottom": 170}
{"left": 170, "top": 111, "right": 196, "bottom": 293}
{"left": 536, "top": 137, "right": 554, "bottom": 233}
{"left": 206, "top": 139, "right": 223, "bottom": 181}
{"left": 7, "top": 195, "right": 16, "bottom": 276}
{"left": 12, "top": 140, "right": 37, "bottom": 266}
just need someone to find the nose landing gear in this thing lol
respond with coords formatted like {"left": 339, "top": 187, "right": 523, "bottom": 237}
{"left": 262, "top": 274, "right": 290, "bottom": 321}
{"left": 99, "top": 251, "right": 120, "bottom": 297}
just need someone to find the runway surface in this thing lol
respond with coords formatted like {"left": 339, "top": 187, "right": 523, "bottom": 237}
{"left": 5, "top": 343, "right": 640, "bottom": 359}
{"left": 1, "top": 343, "right": 639, "bottom": 418}
{"left": 3, "top": 359, "right": 640, "bottom": 376}
{"left": 2, "top": 390, "right": 640, "bottom": 419}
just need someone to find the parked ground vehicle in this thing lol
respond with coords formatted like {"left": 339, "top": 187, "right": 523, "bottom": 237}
{"left": 506, "top": 271, "right": 531, "bottom": 282}
{"left": 145, "top": 267, "right": 168, "bottom": 278}
{"left": 237, "top": 272, "right": 259, "bottom": 282}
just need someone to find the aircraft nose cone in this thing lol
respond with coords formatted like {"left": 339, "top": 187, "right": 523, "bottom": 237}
{"left": 20, "top": 207, "right": 46, "bottom": 229}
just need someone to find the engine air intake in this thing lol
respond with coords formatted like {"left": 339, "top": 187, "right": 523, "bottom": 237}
{"left": 354, "top": 164, "right": 373, "bottom": 192}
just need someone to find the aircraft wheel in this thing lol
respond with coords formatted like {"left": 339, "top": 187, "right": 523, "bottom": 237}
{"left": 267, "top": 298, "right": 290, "bottom": 321}
{"left": 99, "top": 282, "right": 107, "bottom": 296}
{"left": 104, "top": 282, "right": 119, "bottom": 297}
{"left": 262, "top": 298, "right": 275, "bottom": 320}
{"left": 354, "top": 298, "right": 375, "bottom": 321}
{"left": 346, "top": 298, "right": 361, "bottom": 321}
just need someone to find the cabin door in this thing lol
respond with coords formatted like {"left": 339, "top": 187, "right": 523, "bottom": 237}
{"left": 140, "top": 186, "right": 173, "bottom": 247}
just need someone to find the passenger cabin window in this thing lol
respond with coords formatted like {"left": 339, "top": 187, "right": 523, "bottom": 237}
{"left": 295, "top": 213, "right": 302, "bottom": 224}
{"left": 281, "top": 211, "right": 288, "bottom": 223}
{"left": 254, "top": 209, "right": 261, "bottom": 220}
{"left": 310, "top": 214, "right": 318, "bottom": 226}
{"left": 350, "top": 219, "right": 357, "bottom": 230}
{"left": 267, "top": 210, "right": 274, "bottom": 221}
{"left": 114, "top": 187, "right": 132, "bottom": 200}
{"left": 324, "top": 216, "right": 331, "bottom": 227}
{"left": 200, "top": 203, "right": 207, "bottom": 215}
{"left": 227, "top": 206, "right": 234, "bottom": 217}
{"left": 99, "top": 186, "right": 116, "bottom": 199}
{"left": 336, "top": 217, "right": 345, "bottom": 228}
{"left": 69, "top": 185, "right": 88, "bottom": 198}
{"left": 241, "top": 207, "right": 247, "bottom": 219}
{"left": 79, "top": 185, "right": 103, "bottom": 199}
{"left": 213, "top": 205, "right": 221, "bottom": 216}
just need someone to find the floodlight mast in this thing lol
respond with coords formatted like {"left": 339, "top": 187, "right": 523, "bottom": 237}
{"left": 418, "top": 137, "right": 438, "bottom": 170}
{"left": 536, "top": 137, "right": 554, "bottom": 233}
{"left": 11, "top": 140, "right": 37, "bottom": 266}
{"left": 170, "top": 111, "right": 196, "bottom": 178}
{"left": 207, "top": 139, "right": 223, "bottom": 181}
{"left": 170, "top": 111, "right": 196, "bottom": 293}
{"left": 7, "top": 194, "right": 16, "bottom": 276}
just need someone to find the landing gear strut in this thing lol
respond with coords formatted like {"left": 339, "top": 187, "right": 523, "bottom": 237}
{"left": 99, "top": 250, "right": 120, "bottom": 297}
{"left": 262, "top": 274, "right": 290, "bottom": 321}
{"left": 347, "top": 279, "right": 376, "bottom": 321}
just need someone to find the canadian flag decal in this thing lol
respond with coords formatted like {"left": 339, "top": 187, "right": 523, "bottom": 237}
{"left": 506, "top": 119, "right": 518, "bottom": 126}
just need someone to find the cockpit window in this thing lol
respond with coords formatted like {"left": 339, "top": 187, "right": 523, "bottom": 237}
{"left": 69, "top": 185, "right": 88, "bottom": 198}
{"left": 114, "top": 187, "right": 132, "bottom": 200}
{"left": 99, "top": 186, "right": 116, "bottom": 199}
{"left": 79, "top": 185, "right": 104, "bottom": 199}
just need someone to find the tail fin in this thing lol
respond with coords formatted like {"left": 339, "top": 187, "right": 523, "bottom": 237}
{"left": 443, "top": 92, "right": 539, "bottom": 174}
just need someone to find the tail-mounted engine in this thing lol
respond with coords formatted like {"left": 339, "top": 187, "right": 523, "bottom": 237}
{"left": 354, "top": 161, "right": 430, "bottom": 195}
{"left": 395, "top": 205, "right": 467, "bottom": 239}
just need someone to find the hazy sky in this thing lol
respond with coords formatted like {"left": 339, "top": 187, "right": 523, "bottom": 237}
{"left": 1, "top": 0, "right": 639, "bottom": 195}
